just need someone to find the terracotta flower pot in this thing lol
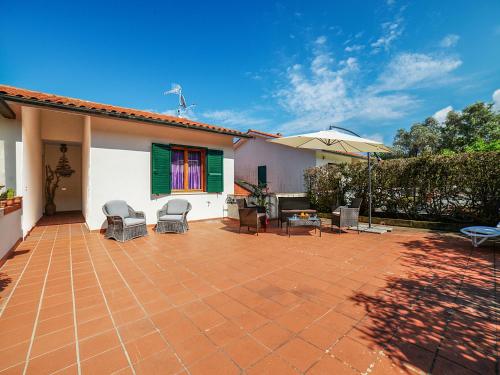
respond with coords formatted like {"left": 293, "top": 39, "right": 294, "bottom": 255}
{"left": 14, "top": 196, "right": 22, "bottom": 204}
{"left": 6, "top": 199, "right": 14, "bottom": 207}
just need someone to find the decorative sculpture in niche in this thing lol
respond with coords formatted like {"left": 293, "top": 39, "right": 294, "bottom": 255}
{"left": 45, "top": 144, "right": 75, "bottom": 215}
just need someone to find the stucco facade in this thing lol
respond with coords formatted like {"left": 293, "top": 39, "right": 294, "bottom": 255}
{"left": 0, "top": 87, "right": 241, "bottom": 235}
{"left": 234, "top": 131, "right": 365, "bottom": 193}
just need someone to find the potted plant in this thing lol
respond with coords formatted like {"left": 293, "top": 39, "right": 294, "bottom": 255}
{"left": 0, "top": 184, "right": 5, "bottom": 208}
{"left": 5, "top": 188, "right": 15, "bottom": 206}
{"left": 237, "top": 180, "right": 273, "bottom": 214}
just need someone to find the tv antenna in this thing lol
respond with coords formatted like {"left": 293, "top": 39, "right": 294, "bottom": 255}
{"left": 164, "top": 84, "right": 196, "bottom": 118}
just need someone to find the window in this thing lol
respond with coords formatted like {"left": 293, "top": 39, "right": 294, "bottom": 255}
{"left": 257, "top": 165, "right": 267, "bottom": 187}
{"left": 151, "top": 143, "right": 223, "bottom": 195}
{"left": 172, "top": 147, "right": 205, "bottom": 191}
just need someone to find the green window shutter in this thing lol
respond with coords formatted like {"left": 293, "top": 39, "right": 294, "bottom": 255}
{"left": 257, "top": 165, "right": 267, "bottom": 187}
{"left": 206, "top": 149, "right": 224, "bottom": 193}
{"left": 151, "top": 143, "right": 171, "bottom": 195}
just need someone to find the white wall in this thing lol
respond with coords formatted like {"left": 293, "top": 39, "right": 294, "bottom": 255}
{"left": 0, "top": 209, "right": 22, "bottom": 260}
{"left": 21, "top": 107, "right": 43, "bottom": 235}
{"left": 41, "top": 110, "right": 84, "bottom": 143}
{"left": 82, "top": 116, "right": 91, "bottom": 221}
{"left": 43, "top": 143, "right": 82, "bottom": 211}
{"left": 0, "top": 117, "right": 22, "bottom": 191}
{"left": 234, "top": 137, "right": 316, "bottom": 193}
{"left": 86, "top": 117, "right": 235, "bottom": 230}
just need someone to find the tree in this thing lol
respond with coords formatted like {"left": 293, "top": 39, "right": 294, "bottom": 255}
{"left": 440, "top": 102, "right": 500, "bottom": 152}
{"left": 392, "top": 101, "right": 500, "bottom": 157}
{"left": 393, "top": 117, "right": 441, "bottom": 157}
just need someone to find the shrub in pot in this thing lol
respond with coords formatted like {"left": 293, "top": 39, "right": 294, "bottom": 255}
{"left": 5, "top": 188, "right": 15, "bottom": 206}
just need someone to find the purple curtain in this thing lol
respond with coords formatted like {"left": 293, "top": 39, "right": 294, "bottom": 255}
{"left": 172, "top": 150, "right": 184, "bottom": 189}
{"left": 188, "top": 151, "right": 201, "bottom": 189}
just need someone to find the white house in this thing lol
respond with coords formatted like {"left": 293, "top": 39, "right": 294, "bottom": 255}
{"left": 234, "top": 129, "right": 365, "bottom": 193}
{"left": 0, "top": 85, "right": 248, "bottom": 238}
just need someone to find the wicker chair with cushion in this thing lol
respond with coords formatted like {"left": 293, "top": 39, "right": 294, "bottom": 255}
{"left": 102, "top": 200, "right": 148, "bottom": 242}
{"left": 238, "top": 207, "right": 266, "bottom": 235}
{"left": 156, "top": 199, "right": 192, "bottom": 233}
{"left": 331, "top": 207, "right": 360, "bottom": 234}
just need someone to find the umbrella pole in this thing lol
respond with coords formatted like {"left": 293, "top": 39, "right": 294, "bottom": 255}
{"left": 368, "top": 152, "right": 372, "bottom": 228}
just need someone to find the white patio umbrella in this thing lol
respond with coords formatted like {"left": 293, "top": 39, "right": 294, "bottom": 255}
{"left": 268, "top": 127, "right": 392, "bottom": 228}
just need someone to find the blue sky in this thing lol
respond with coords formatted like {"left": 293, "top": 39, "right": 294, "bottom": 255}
{"left": 1, "top": 0, "right": 499, "bottom": 144}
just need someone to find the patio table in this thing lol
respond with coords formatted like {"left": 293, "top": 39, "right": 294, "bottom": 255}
{"left": 286, "top": 216, "right": 322, "bottom": 237}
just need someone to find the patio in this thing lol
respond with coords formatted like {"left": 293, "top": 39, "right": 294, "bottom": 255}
{"left": 0, "top": 220, "right": 496, "bottom": 374}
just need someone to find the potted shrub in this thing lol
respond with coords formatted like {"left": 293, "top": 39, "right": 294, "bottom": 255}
{"left": 5, "top": 188, "right": 15, "bottom": 206}
{"left": 0, "top": 185, "right": 5, "bottom": 208}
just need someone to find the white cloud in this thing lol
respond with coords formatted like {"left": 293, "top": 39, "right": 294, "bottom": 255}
{"left": 202, "top": 110, "right": 268, "bottom": 128}
{"left": 433, "top": 105, "right": 453, "bottom": 123}
{"left": 439, "top": 34, "right": 460, "bottom": 48}
{"left": 275, "top": 47, "right": 415, "bottom": 133}
{"left": 315, "top": 35, "right": 327, "bottom": 45}
{"left": 493, "top": 89, "right": 500, "bottom": 111}
{"left": 375, "top": 53, "right": 462, "bottom": 91}
{"left": 345, "top": 44, "right": 365, "bottom": 52}
{"left": 371, "top": 18, "right": 403, "bottom": 53}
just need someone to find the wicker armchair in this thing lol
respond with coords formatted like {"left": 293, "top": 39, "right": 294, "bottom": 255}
{"left": 238, "top": 207, "right": 265, "bottom": 235}
{"left": 102, "top": 200, "right": 148, "bottom": 242}
{"left": 331, "top": 207, "right": 360, "bottom": 234}
{"left": 156, "top": 199, "right": 192, "bottom": 233}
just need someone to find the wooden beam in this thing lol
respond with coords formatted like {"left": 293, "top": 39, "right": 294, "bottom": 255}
{"left": 0, "top": 99, "right": 15, "bottom": 119}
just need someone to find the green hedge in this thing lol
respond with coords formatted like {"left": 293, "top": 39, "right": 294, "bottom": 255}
{"left": 304, "top": 152, "right": 500, "bottom": 225}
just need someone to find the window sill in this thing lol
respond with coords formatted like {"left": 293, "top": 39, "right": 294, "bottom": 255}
{"left": 171, "top": 191, "right": 210, "bottom": 195}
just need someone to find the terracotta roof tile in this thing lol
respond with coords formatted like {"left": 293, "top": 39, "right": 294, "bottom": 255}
{"left": 0, "top": 85, "right": 247, "bottom": 137}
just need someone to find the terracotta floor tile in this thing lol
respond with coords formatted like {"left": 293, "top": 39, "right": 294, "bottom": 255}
{"left": 307, "top": 355, "right": 358, "bottom": 374}
{"left": 276, "top": 337, "right": 324, "bottom": 372}
{"left": 432, "top": 356, "right": 478, "bottom": 375}
{"left": 133, "top": 349, "right": 183, "bottom": 375}
{"left": 206, "top": 320, "right": 245, "bottom": 347}
{"left": 0, "top": 341, "right": 30, "bottom": 372}
{"left": 299, "top": 322, "right": 343, "bottom": 350}
{"left": 124, "top": 331, "right": 170, "bottom": 363}
{"left": 30, "top": 326, "right": 75, "bottom": 358}
{"left": 173, "top": 333, "right": 217, "bottom": 366}
{"left": 160, "top": 317, "right": 201, "bottom": 346}
{"left": 331, "top": 336, "right": 382, "bottom": 373}
{"left": 118, "top": 318, "right": 156, "bottom": 343}
{"left": 36, "top": 312, "right": 74, "bottom": 337}
{"left": 318, "top": 311, "right": 358, "bottom": 334}
{"left": 252, "top": 299, "right": 290, "bottom": 320}
{"left": 112, "top": 305, "right": 146, "bottom": 326}
{"left": 275, "top": 308, "right": 314, "bottom": 332}
{"left": 78, "top": 329, "right": 121, "bottom": 360}
{"left": 25, "top": 343, "right": 76, "bottom": 375}
{"left": 230, "top": 310, "right": 268, "bottom": 332}
{"left": 251, "top": 322, "right": 293, "bottom": 350}
{"left": 77, "top": 315, "right": 115, "bottom": 339}
{"left": 189, "top": 308, "right": 226, "bottom": 331}
{"left": 188, "top": 350, "right": 240, "bottom": 375}
{"left": 247, "top": 353, "right": 299, "bottom": 375}
{"left": 223, "top": 335, "right": 270, "bottom": 368}
{"left": 80, "top": 346, "right": 130, "bottom": 374}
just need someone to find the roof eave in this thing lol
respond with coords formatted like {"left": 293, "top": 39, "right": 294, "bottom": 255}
{"left": 1, "top": 94, "right": 252, "bottom": 138}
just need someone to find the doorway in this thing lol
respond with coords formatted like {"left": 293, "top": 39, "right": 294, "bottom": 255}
{"left": 42, "top": 142, "right": 82, "bottom": 217}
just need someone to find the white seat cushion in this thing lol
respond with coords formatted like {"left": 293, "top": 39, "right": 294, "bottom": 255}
{"left": 159, "top": 214, "right": 183, "bottom": 222}
{"left": 123, "top": 217, "right": 146, "bottom": 227}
